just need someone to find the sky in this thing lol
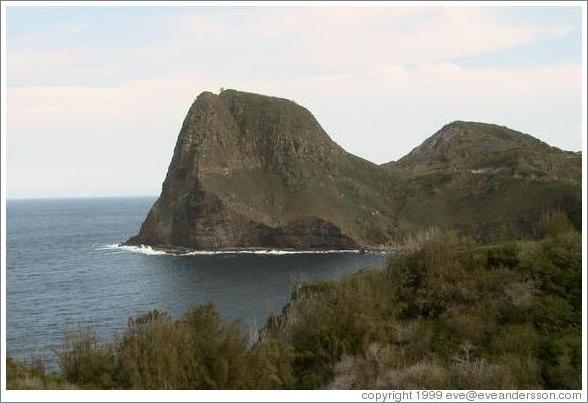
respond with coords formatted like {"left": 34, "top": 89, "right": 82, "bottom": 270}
{"left": 5, "top": 5, "right": 584, "bottom": 198}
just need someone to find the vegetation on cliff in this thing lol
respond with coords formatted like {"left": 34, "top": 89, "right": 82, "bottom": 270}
{"left": 127, "top": 89, "right": 400, "bottom": 250}
{"left": 8, "top": 212, "right": 581, "bottom": 389}
{"left": 383, "top": 121, "right": 582, "bottom": 239}
{"left": 127, "top": 90, "right": 581, "bottom": 251}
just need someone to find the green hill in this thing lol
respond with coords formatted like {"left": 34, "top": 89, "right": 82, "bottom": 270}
{"left": 127, "top": 92, "right": 581, "bottom": 250}
{"left": 384, "top": 121, "right": 581, "bottom": 239}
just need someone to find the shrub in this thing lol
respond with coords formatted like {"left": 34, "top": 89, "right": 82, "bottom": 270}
{"left": 116, "top": 305, "right": 253, "bottom": 389}
{"left": 248, "top": 338, "right": 295, "bottom": 389}
{"left": 451, "top": 358, "right": 508, "bottom": 389}
{"left": 491, "top": 324, "right": 539, "bottom": 356}
{"left": 180, "top": 304, "right": 252, "bottom": 389}
{"left": 379, "top": 361, "right": 451, "bottom": 389}
{"left": 116, "top": 310, "right": 195, "bottom": 388}
{"left": 540, "top": 333, "right": 582, "bottom": 389}
{"left": 6, "top": 355, "right": 71, "bottom": 389}
{"left": 539, "top": 210, "right": 575, "bottom": 238}
{"left": 53, "top": 306, "right": 254, "bottom": 389}
{"left": 497, "top": 353, "right": 542, "bottom": 389}
{"left": 58, "top": 330, "right": 115, "bottom": 388}
{"left": 484, "top": 243, "right": 520, "bottom": 268}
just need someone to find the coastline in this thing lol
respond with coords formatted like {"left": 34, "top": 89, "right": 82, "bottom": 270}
{"left": 112, "top": 243, "right": 391, "bottom": 256}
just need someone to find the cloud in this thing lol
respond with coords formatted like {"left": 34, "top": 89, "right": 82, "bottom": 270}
{"left": 7, "top": 7, "right": 575, "bottom": 87}
{"left": 178, "top": 7, "right": 573, "bottom": 68}
{"left": 59, "top": 22, "right": 89, "bottom": 33}
{"left": 8, "top": 62, "right": 576, "bottom": 128}
{"left": 7, "top": 62, "right": 580, "bottom": 158}
{"left": 5, "top": 6, "right": 582, "bottom": 197}
{"left": 371, "top": 62, "right": 580, "bottom": 96}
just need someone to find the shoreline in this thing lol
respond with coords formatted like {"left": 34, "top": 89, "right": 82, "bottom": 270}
{"left": 114, "top": 243, "right": 391, "bottom": 256}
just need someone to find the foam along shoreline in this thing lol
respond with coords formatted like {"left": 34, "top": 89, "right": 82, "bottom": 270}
{"left": 101, "top": 244, "right": 389, "bottom": 256}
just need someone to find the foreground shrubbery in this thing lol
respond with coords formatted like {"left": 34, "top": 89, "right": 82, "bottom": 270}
{"left": 6, "top": 355, "right": 73, "bottom": 389}
{"left": 8, "top": 214, "right": 582, "bottom": 389}
{"left": 56, "top": 306, "right": 254, "bottom": 389}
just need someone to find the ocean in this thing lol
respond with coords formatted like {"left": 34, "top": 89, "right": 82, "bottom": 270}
{"left": 6, "top": 197, "right": 387, "bottom": 367}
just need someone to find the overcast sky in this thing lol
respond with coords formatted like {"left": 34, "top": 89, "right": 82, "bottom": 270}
{"left": 6, "top": 5, "right": 583, "bottom": 198}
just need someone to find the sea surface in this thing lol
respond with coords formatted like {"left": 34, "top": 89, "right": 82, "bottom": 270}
{"left": 6, "top": 197, "right": 387, "bottom": 367}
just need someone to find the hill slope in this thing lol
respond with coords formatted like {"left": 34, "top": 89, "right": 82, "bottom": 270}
{"left": 127, "top": 92, "right": 581, "bottom": 250}
{"left": 384, "top": 121, "right": 582, "bottom": 237}
{"left": 127, "top": 90, "right": 400, "bottom": 250}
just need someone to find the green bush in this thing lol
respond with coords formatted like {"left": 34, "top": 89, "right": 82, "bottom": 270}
{"left": 58, "top": 330, "right": 115, "bottom": 388}
{"left": 6, "top": 355, "right": 71, "bottom": 389}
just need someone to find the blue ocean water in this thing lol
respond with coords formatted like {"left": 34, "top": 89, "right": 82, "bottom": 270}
{"left": 6, "top": 197, "right": 386, "bottom": 366}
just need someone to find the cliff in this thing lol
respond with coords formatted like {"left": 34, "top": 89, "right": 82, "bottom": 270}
{"left": 127, "top": 91, "right": 581, "bottom": 250}
{"left": 126, "top": 90, "right": 400, "bottom": 250}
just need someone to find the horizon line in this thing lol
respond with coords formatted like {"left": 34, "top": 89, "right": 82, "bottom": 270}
{"left": 6, "top": 194, "right": 159, "bottom": 201}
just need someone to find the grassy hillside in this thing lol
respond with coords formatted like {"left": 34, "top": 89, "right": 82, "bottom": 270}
{"left": 7, "top": 213, "right": 581, "bottom": 390}
{"left": 263, "top": 216, "right": 581, "bottom": 389}
{"left": 385, "top": 121, "right": 581, "bottom": 181}
{"left": 385, "top": 121, "right": 582, "bottom": 238}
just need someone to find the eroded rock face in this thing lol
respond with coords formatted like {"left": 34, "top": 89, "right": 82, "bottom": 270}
{"left": 126, "top": 90, "right": 397, "bottom": 250}
{"left": 127, "top": 91, "right": 582, "bottom": 250}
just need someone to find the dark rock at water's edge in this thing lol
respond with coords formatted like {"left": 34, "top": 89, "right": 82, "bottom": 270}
{"left": 126, "top": 89, "right": 582, "bottom": 250}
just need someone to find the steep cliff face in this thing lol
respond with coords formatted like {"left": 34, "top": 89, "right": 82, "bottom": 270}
{"left": 126, "top": 90, "right": 399, "bottom": 250}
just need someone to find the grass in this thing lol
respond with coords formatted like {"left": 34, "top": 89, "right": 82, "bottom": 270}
{"left": 6, "top": 213, "right": 582, "bottom": 389}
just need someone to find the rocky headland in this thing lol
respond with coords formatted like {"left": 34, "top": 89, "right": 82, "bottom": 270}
{"left": 126, "top": 90, "right": 581, "bottom": 251}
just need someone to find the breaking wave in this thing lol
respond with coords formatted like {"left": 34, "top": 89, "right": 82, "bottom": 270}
{"left": 99, "top": 244, "right": 169, "bottom": 255}
{"left": 99, "top": 244, "right": 386, "bottom": 256}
